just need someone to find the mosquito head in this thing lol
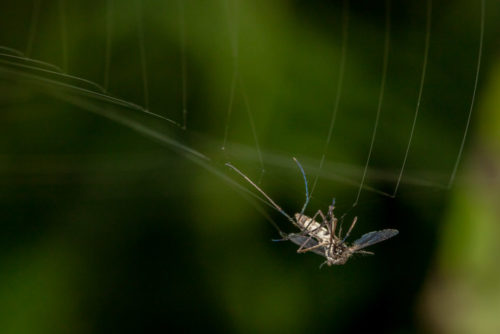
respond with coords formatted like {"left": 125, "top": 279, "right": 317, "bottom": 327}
{"left": 324, "top": 242, "right": 350, "bottom": 265}
{"left": 326, "top": 256, "right": 349, "bottom": 266}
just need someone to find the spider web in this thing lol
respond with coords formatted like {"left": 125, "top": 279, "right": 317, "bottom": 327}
{"left": 0, "top": 1, "right": 491, "bottom": 333}
{"left": 0, "top": 0, "right": 485, "bottom": 225}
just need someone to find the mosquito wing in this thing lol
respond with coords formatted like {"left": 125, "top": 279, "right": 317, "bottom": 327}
{"left": 351, "top": 229, "right": 398, "bottom": 251}
{"left": 287, "top": 233, "right": 326, "bottom": 257}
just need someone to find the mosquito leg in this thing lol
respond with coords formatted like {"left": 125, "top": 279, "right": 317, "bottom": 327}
{"left": 226, "top": 162, "right": 295, "bottom": 224}
{"left": 355, "top": 250, "right": 374, "bottom": 255}
{"left": 297, "top": 241, "right": 329, "bottom": 253}
{"left": 297, "top": 209, "right": 325, "bottom": 235}
{"left": 331, "top": 218, "right": 338, "bottom": 238}
{"left": 296, "top": 233, "right": 317, "bottom": 252}
{"left": 295, "top": 210, "right": 329, "bottom": 253}
{"left": 295, "top": 211, "right": 315, "bottom": 231}
{"left": 328, "top": 217, "right": 338, "bottom": 251}
{"left": 311, "top": 210, "right": 328, "bottom": 235}
{"left": 296, "top": 222, "right": 324, "bottom": 253}
{"left": 327, "top": 198, "right": 335, "bottom": 220}
{"left": 341, "top": 216, "right": 358, "bottom": 243}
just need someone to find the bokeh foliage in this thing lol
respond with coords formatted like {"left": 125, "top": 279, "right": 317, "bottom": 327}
{"left": 1, "top": 0, "right": 499, "bottom": 333}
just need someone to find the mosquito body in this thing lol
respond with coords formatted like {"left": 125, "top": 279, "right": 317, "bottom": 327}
{"left": 226, "top": 158, "right": 398, "bottom": 267}
{"left": 289, "top": 212, "right": 398, "bottom": 266}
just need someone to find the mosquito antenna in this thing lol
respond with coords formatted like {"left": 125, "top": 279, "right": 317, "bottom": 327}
{"left": 225, "top": 162, "right": 295, "bottom": 223}
{"left": 293, "top": 157, "right": 310, "bottom": 215}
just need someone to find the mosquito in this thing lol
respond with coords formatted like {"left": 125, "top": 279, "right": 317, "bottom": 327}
{"left": 226, "top": 158, "right": 398, "bottom": 267}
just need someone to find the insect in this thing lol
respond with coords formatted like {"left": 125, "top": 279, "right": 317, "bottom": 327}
{"left": 226, "top": 158, "right": 398, "bottom": 267}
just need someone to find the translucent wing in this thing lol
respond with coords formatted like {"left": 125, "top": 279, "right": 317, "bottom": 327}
{"left": 287, "top": 234, "right": 326, "bottom": 257}
{"left": 352, "top": 229, "right": 398, "bottom": 251}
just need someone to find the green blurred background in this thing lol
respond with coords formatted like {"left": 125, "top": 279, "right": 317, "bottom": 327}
{"left": 1, "top": 0, "right": 499, "bottom": 333}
